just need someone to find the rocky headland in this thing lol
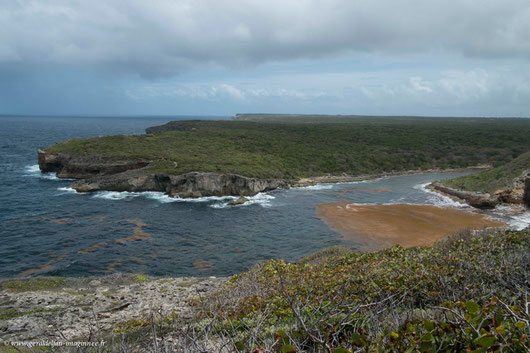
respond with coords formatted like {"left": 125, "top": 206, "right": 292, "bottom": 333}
{"left": 37, "top": 118, "right": 530, "bottom": 201}
{"left": 38, "top": 149, "right": 289, "bottom": 198}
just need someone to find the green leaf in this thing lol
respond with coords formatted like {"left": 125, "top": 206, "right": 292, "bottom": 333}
{"left": 275, "top": 329, "right": 288, "bottom": 341}
{"left": 281, "top": 345, "right": 296, "bottom": 353}
{"left": 514, "top": 321, "right": 527, "bottom": 329}
{"left": 466, "top": 301, "right": 480, "bottom": 314}
{"left": 351, "top": 333, "right": 365, "bottom": 346}
{"left": 424, "top": 320, "right": 435, "bottom": 331}
{"left": 235, "top": 342, "right": 245, "bottom": 351}
{"left": 422, "top": 333, "right": 434, "bottom": 342}
{"left": 476, "top": 336, "right": 496, "bottom": 348}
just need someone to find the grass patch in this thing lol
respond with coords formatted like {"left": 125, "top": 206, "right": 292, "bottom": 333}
{"left": 0, "top": 277, "right": 65, "bottom": 292}
{"left": 0, "top": 308, "right": 21, "bottom": 320}
{"left": 131, "top": 274, "right": 149, "bottom": 283}
{"left": 0, "top": 307, "right": 61, "bottom": 321}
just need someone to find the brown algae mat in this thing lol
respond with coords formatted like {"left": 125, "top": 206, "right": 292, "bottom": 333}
{"left": 316, "top": 203, "right": 505, "bottom": 250}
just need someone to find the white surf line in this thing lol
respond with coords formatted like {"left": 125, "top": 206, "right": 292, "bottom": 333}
{"left": 23, "top": 164, "right": 60, "bottom": 180}
{"left": 416, "top": 182, "right": 530, "bottom": 231}
{"left": 209, "top": 192, "right": 276, "bottom": 208}
{"left": 414, "top": 182, "right": 468, "bottom": 208}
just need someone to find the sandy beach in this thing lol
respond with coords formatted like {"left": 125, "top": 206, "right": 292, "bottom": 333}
{"left": 316, "top": 203, "right": 505, "bottom": 250}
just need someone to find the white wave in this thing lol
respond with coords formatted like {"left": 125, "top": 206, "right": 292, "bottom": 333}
{"left": 57, "top": 187, "right": 78, "bottom": 194}
{"left": 415, "top": 182, "right": 468, "bottom": 208}
{"left": 507, "top": 212, "right": 530, "bottom": 230}
{"left": 295, "top": 183, "right": 335, "bottom": 190}
{"left": 54, "top": 186, "right": 277, "bottom": 208}
{"left": 22, "top": 164, "right": 60, "bottom": 180}
{"left": 492, "top": 209, "right": 530, "bottom": 231}
{"left": 173, "top": 195, "right": 236, "bottom": 203}
{"left": 92, "top": 191, "right": 141, "bottom": 200}
{"left": 24, "top": 165, "right": 40, "bottom": 173}
{"left": 209, "top": 192, "right": 275, "bottom": 209}
{"left": 139, "top": 192, "right": 237, "bottom": 204}
{"left": 141, "top": 192, "right": 180, "bottom": 203}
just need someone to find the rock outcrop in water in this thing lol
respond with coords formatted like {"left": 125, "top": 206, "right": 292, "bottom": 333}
{"left": 430, "top": 183, "right": 498, "bottom": 209}
{"left": 38, "top": 149, "right": 289, "bottom": 198}
{"left": 431, "top": 169, "right": 530, "bottom": 209}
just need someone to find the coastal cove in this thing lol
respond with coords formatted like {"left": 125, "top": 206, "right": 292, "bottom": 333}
{"left": 1, "top": 116, "right": 529, "bottom": 280}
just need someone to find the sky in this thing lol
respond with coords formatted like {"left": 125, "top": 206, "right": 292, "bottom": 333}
{"left": 1, "top": 0, "right": 530, "bottom": 117}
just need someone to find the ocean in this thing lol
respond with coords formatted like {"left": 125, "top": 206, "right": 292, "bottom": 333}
{"left": 1, "top": 116, "right": 528, "bottom": 278}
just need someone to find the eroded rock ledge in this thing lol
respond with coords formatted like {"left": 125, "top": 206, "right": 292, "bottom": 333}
{"left": 430, "top": 169, "right": 530, "bottom": 209}
{"left": 38, "top": 149, "right": 289, "bottom": 198}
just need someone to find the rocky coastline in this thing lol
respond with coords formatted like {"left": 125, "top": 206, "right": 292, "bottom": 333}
{"left": 38, "top": 148, "right": 497, "bottom": 201}
{"left": 38, "top": 149, "right": 289, "bottom": 199}
{"left": 430, "top": 169, "right": 530, "bottom": 209}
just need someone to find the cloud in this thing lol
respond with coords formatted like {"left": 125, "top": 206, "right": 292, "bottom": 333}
{"left": 1, "top": 0, "right": 530, "bottom": 77}
{"left": 118, "top": 65, "right": 530, "bottom": 116}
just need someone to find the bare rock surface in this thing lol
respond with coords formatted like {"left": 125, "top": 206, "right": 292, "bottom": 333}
{"left": 228, "top": 196, "right": 249, "bottom": 206}
{"left": 0, "top": 275, "right": 226, "bottom": 341}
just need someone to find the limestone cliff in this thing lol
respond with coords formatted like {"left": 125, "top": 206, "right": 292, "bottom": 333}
{"left": 38, "top": 149, "right": 289, "bottom": 198}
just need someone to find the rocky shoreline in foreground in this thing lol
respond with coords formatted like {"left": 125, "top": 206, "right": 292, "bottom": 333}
{"left": 0, "top": 275, "right": 226, "bottom": 342}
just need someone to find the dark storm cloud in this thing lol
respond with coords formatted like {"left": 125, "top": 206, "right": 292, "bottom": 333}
{"left": 1, "top": 0, "right": 529, "bottom": 78}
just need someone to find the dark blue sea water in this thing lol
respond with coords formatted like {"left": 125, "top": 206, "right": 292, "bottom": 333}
{"left": 1, "top": 116, "right": 528, "bottom": 278}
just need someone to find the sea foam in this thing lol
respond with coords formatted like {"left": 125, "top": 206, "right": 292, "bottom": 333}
{"left": 209, "top": 192, "right": 275, "bottom": 209}
{"left": 507, "top": 212, "right": 530, "bottom": 230}
{"left": 91, "top": 191, "right": 141, "bottom": 200}
{"left": 23, "top": 164, "right": 60, "bottom": 180}
{"left": 83, "top": 189, "right": 276, "bottom": 208}
{"left": 294, "top": 183, "right": 335, "bottom": 190}
{"left": 414, "top": 182, "right": 468, "bottom": 208}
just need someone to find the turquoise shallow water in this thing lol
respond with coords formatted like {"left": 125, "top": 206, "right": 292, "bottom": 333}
{"left": 1, "top": 116, "right": 528, "bottom": 278}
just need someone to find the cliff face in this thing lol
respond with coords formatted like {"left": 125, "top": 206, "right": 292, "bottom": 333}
{"left": 38, "top": 149, "right": 288, "bottom": 197}
{"left": 71, "top": 171, "right": 288, "bottom": 197}
{"left": 38, "top": 149, "right": 150, "bottom": 179}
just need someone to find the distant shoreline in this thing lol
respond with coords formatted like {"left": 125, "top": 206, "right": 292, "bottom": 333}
{"left": 293, "top": 165, "right": 489, "bottom": 187}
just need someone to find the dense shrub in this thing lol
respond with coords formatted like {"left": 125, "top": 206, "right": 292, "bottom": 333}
{"left": 90, "top": 229, "right": 529, "bottom": 352}
{"left": 45, "top": 118, "right": 530, "bottom": 180}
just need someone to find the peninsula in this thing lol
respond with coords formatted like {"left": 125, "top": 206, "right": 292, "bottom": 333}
{"left": 38, "top": 115, "right": 530, "bottom": 203}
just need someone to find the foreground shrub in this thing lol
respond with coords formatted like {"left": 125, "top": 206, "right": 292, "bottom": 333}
{"left": 67, "top": 229, "right": 529, "bottom": 352}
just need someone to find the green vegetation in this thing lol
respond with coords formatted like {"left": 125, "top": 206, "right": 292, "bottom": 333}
{"left": 0, "top": 307, "right": 60, "bottom": 320}
{"left": 132, "top": 274, "right": 149, "bottom": 283}
{"left": 104, "top": 229, "right": 529, "bottom": 352}
{"left": 0, "top": 277, "right": 65, "bottom": 292}
{"left": 202, "top": 229, "right": 529, "bottom": 352}
{"left": 443, "top": 151, "right": 530, "bottom": 193}
{"left": 45, "top": 117, "right": 530, "bottom": 179}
